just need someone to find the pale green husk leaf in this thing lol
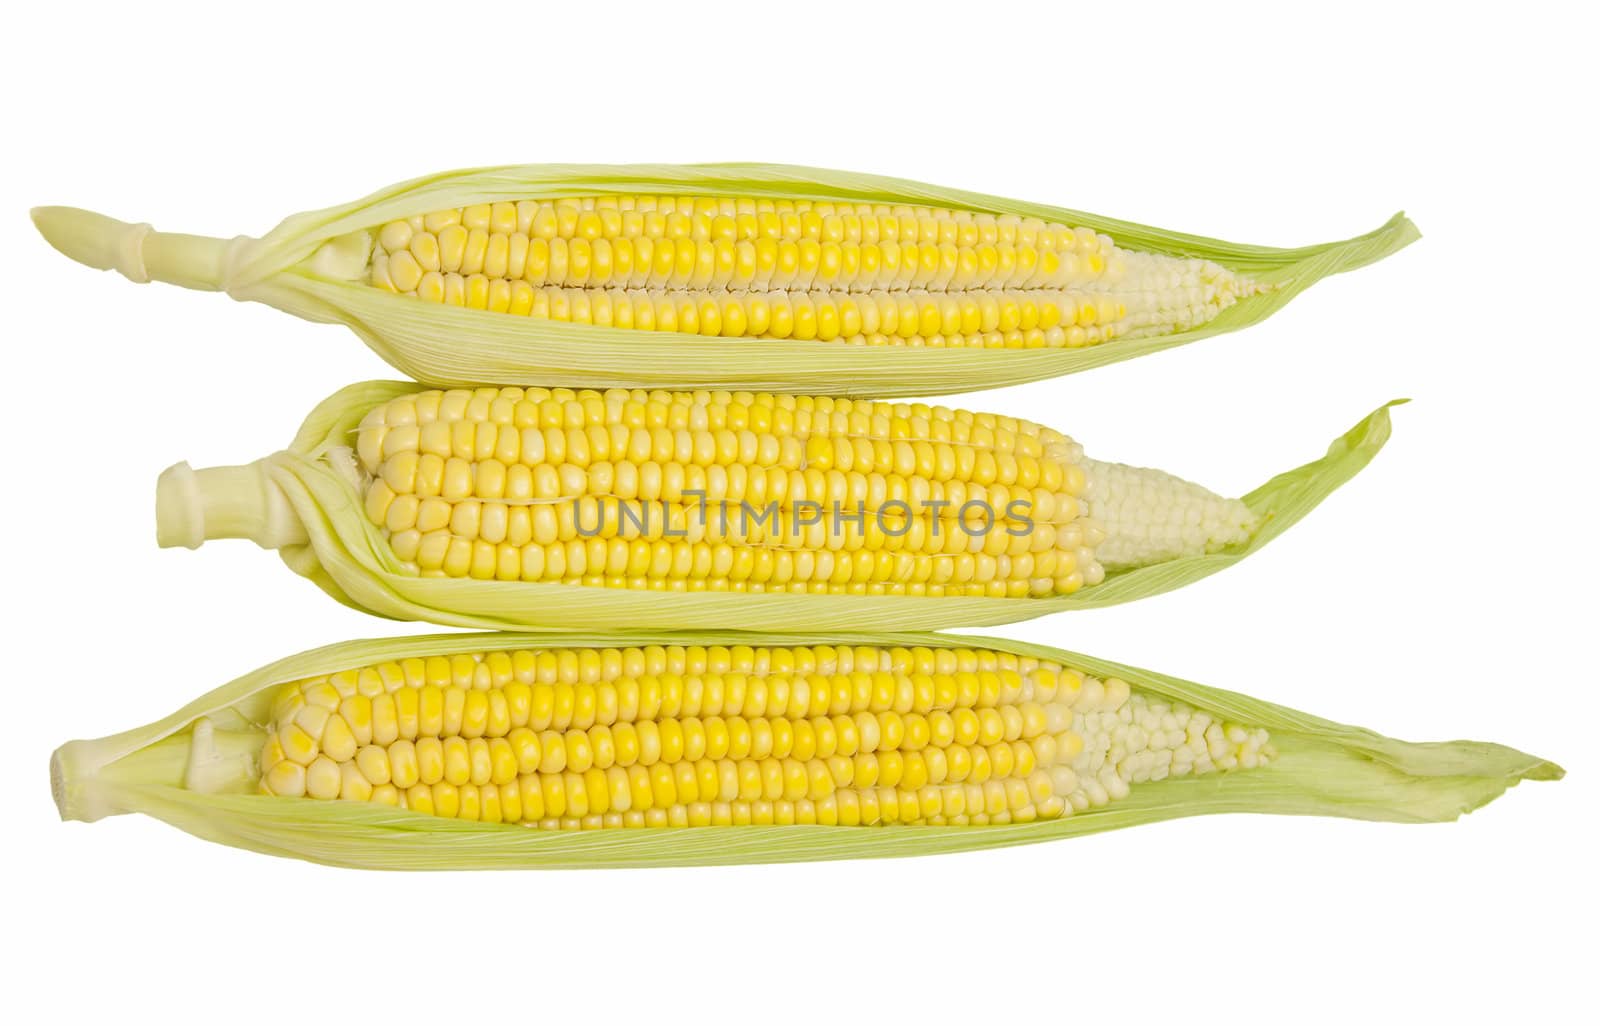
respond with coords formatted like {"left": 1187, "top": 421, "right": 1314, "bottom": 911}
{"left": 51, "top": 630, "right": 1559, "bottom": 870}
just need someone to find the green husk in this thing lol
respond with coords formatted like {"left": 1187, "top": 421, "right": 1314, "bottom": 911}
{"left": 32, "top": 164, "right": 1417, "bottom": 397}
{"left": 51, "top": 629, "right": 1559, "bottom": 870}
{"left": 156, "top": 381, "right": 1399, "bottom": 632}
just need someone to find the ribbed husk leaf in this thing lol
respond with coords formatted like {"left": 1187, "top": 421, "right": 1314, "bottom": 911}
{"left": 38, "top": 164, "right": 1418, "bottom": 396}
{"left": 228, "top": 382, "right": 1399, "bottom": 632}
{"left": 51, "top": 630, "right": 1559, "bottom": 870}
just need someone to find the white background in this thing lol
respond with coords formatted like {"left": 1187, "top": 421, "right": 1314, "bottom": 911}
{"left": 2, "top": 1, "right": 1592, "bottom": 1021}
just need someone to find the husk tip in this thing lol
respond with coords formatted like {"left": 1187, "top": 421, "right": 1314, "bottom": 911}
{"left": 1522, "top": 758, "right": 1565, "bottom": 783}
{"left": 1387, "top": 210, "right": 1421, "bottom": 241}
{"left": 1458, "top": 753, "right": 1564, "bottom": 820}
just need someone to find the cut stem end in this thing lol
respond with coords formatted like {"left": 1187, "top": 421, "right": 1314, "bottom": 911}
{"left": 50, "top": 741, "right": 118, "bottom": 823}
{"left": 156, "top": 461, "right": 308, "bottom": 550}
{"left": 31, "top": 205, "right": 231, "bottom": 291}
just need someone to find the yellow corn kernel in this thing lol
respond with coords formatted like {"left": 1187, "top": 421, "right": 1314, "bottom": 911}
{"left": 254, "top": 642, "right": 1279, "bottom": 832}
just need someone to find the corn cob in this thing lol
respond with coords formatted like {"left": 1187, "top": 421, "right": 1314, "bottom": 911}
{"left": 361, "top": 198, "right": 1251, "bottom": 350}
{"left": 50, "top": 632, "right": 1559, "bottom": 869}
{"left": 30, "top": 164, "right": 1417, "bottom": 396}
{"left": 153, "top": 382, "right": 1397, "bottom": 631}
